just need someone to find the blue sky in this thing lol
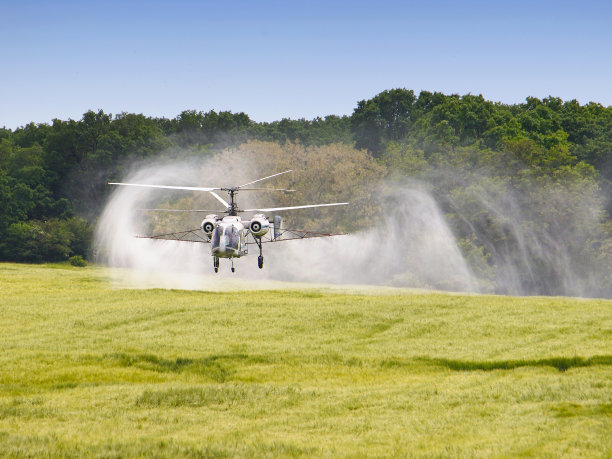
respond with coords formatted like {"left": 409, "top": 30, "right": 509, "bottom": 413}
{"left": 2, "top": 0, "right": 611, "bottom": 129}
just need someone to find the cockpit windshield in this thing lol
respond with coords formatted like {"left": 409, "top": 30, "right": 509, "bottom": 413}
{"left": 224, "top": 226, "right": 239, "bottom": 249}
{"left": 211, "top": 225, "right": 239, "bottom": 251}
{"left": 211, "top": 227, "right": 221, "bottom": 248}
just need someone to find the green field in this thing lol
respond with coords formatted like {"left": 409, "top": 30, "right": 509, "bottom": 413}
{"left": 0, "top": 263, "right": 611, "bottom": 457}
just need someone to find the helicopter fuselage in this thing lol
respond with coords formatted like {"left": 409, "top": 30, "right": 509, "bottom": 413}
{"left": 209, "top": 216, "right": 249, "bottom": 259}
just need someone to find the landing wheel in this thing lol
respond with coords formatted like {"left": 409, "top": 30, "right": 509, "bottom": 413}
{"left": 230, "top": 259, "right": 235, "bottom": 273}
{"left": 213, "top": 256, "right": 219, "bottom": 273}
{"left": 255, "top": 237, "right": 264, "bottom": 270}
{"left": 231, "top": 267, "right": 235, "bottom": 273}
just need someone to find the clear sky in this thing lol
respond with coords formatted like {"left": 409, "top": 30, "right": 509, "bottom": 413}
{"left": 2, "top": 0, "right": 611, "bottom": 129}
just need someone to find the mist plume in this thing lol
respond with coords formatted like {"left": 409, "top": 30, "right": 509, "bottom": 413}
{"left": 95, "top": 154, "right": 476, "bottom": 292}
{"left": 96, "top": 146, "right": 612, "bottom": 298}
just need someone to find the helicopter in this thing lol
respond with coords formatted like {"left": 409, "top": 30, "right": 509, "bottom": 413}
{"left": 108, "top": 170, "right": 348, "bottom": 272}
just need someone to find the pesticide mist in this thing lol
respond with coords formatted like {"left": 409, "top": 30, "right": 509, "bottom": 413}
{"left": 95, "top": 154, "right": 476, "bottom": 292}
{"left": 96, "top": 146, "right": 612, "bottom": 298}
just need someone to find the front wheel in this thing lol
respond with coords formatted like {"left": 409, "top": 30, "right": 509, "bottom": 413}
{"left": 258, "top": 255, "right": 264, "bottom": 269}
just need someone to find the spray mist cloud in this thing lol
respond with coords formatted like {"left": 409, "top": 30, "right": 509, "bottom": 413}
{"left": 95, "top": 156, "right": 477, "bottom": 292}
{"left": 96, "top": 149, "right": 612, "bottom": 298}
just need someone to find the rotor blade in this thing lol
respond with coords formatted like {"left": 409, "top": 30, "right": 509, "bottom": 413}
{"left": 108, "top": 182, "right": 220, "bottom": 192}
{"left": 239, "top": 188, "right": 296, "bottom": 192}
{"left": 138, "top": 208, "right": 224, "bottom": 213}
{"left": 209, "top": 191, "right": 230, "bottom": 208}
{"left": 238, "top": 170, "right": 293, "bottom": 188}
{"left": 244, "top": 202, "right": 349, "bottom": 212}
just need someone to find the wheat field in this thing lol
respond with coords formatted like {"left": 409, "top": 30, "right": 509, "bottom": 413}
{"left": 0, "top": 263, "right": 610, "bottom": 457}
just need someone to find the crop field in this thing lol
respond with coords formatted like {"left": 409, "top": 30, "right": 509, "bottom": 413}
{"left": 0, "top": 263, "right": 611, "bottom": 457}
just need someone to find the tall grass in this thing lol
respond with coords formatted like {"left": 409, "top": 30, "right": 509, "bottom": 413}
{"left": 0, "top": 262, "right": 611, "bottom": 457}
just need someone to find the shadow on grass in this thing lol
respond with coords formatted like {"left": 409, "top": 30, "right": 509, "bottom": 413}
{"left": 552, "top": 402, "right": 612, "bottom": 417}
{"left": 94, "top": 353, "right": 251, "bottom": 382}
{"left": 422, "top": 355, "right": 612, "bottom": 372}
{"left": 86, "top": 352, "right": 612, "bottom": 379}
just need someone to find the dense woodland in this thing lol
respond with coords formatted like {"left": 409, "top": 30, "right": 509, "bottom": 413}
{"left": 1, "top": 89, "right": 611, "bottom": 296}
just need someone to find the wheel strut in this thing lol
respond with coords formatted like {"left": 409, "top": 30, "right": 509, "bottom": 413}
{"left": 255, "top": 237, "right": 264, "bottom": 269}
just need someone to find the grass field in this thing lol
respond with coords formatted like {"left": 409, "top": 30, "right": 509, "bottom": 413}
{"left": 0, "top": 263, "right": 611, "bottom": 457}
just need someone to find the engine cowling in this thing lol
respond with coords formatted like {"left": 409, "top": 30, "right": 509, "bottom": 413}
{"left": 201, "top": 214, "right": 219, "bottom": 236}
{"left": 249, "top": 214, "right": 269, "bottom": 237}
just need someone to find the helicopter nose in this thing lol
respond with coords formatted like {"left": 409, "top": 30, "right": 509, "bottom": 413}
{"left": 213, "top": 244, "right": 235, "bottom": 257}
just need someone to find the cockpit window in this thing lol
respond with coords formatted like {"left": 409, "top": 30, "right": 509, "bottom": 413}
{"left": 223, "top": 226, "right": 239, "bottom": 249}
{"left": 211, "top": 227, "right": 221, "bottom": 249}
{"left": 212, "top": 225, "right": 239, "bottom": 250}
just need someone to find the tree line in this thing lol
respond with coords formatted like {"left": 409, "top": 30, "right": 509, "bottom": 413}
{"left": 1, "top": 89, "right": 611, "bottom": 296}
{"left": 0, "top": 109, "right": 352, "bottom": 262}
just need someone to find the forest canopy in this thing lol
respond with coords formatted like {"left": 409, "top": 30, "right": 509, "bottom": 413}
{"left": 1, "top": 89, "right": 611, "bottom": 296}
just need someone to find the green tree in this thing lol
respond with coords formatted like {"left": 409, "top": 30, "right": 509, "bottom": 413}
{"left": 351, "top": 89, "right": 417, "bottom": 156}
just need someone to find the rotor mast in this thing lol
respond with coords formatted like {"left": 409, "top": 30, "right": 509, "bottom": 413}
{"left": 222, "top": 188, "right": 240, "bottom": 216}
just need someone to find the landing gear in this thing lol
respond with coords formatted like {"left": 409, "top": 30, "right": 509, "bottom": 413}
{"left": 213, "top": 256, "right": 219, "bottom": 273}
{"left": 255, "top": 237, "right": 264, "bottom": 269}
{"left": 231, "top": 258, "right": 235, "bottom": 273}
